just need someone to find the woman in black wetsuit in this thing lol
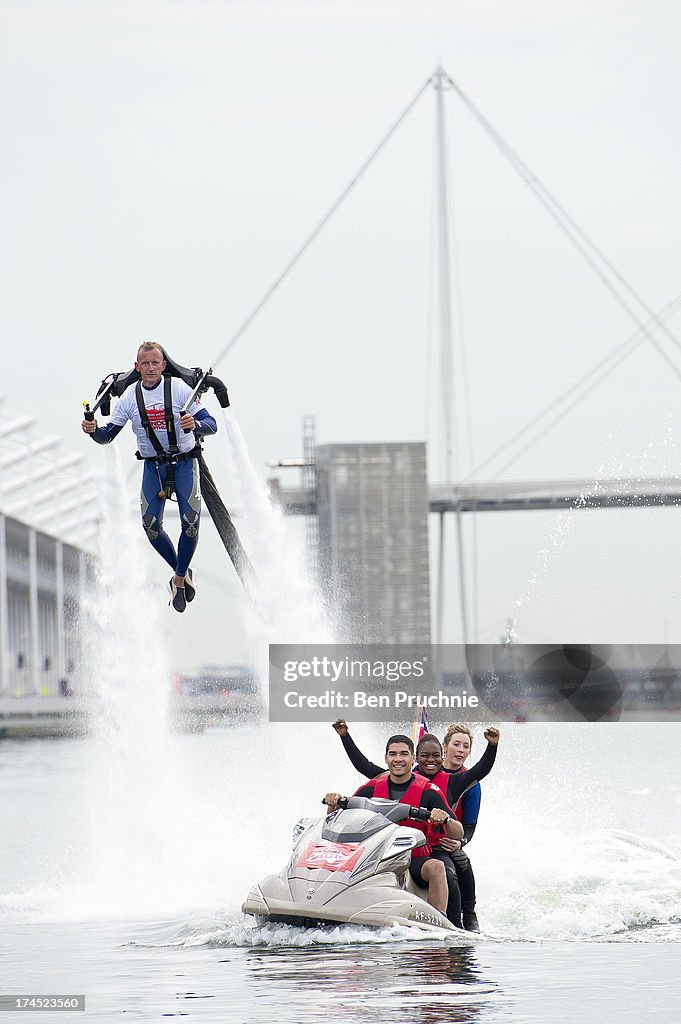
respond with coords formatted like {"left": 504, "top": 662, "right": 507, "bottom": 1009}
{"left": 441, "top": 723, "right": 486, "bottom": 930}
{"left": 332, "top": 720, "right": 499, "bottom": 930}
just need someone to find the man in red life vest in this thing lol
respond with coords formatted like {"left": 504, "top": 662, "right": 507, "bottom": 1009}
{"left": 324, "top": 734, "right": 463, "bottom": 916}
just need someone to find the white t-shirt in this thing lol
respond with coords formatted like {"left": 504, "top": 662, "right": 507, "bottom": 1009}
{"left": 112, "top": 377, "right": 204, "bottom": 457}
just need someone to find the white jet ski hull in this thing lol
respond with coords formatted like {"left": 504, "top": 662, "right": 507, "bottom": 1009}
{"left": 242, "top": 800, "right": 457, "bottom": 933}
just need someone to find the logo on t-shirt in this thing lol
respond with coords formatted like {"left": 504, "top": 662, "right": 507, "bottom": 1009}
{"left": 146, "top": 404, "right": 166, "bottom": 431}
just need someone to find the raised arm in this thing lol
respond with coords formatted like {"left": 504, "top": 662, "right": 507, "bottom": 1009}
{"left": 446, "top": 727, "right": 500, "bottom": 807}
{"left": 332, "top": 720, "right": 383, "bottom": 779}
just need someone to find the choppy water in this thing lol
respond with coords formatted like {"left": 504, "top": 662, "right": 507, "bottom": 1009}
{"left": 1, "top": 723, "right": 680, "bottom": 1022}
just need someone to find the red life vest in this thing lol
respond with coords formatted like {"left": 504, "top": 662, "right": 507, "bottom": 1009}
{"left": 414, "top": 767, "right": 464, "bottom": 824}
{"left": 448, "top": 767, "right": 465, "bottom": 823}
{"left": 356, "top": 772, "right": 440, "bottom": 858}
{"left": 415, "top": 769, "right": 461, "bottom": 847}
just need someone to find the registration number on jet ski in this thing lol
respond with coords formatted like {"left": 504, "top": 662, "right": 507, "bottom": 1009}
{"left": 410, "top": 909, "right": 443, "bottom": 926}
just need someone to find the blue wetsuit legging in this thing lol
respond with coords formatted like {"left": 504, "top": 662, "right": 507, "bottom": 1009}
{"left": 140, "top": 458, "right": 201, "bottom": 577}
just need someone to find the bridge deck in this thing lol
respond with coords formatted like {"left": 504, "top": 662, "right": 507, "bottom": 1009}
{"left": 268, "top": 477, "right": 681, "bottom": 515}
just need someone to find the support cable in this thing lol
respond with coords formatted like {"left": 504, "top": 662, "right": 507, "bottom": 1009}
{"left": 492, "top": 333, "right": 641, "bottom": 478}
{"left": 211, "top": 75, "right": 434, "bottom": 369}
{"left": 445, "top": 74, "right": 681, "bottom": 383}
{"left": 465, "top": 289, "right": 681, "bottom": 480}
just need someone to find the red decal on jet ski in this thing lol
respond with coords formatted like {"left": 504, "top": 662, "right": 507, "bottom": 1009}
{"left": 297, "top": 842, "right": 365, "bottom": 872}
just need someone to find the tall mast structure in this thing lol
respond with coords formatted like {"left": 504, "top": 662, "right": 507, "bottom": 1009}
{"left": 433, "top": 66, "right": 469, "bottom": 647}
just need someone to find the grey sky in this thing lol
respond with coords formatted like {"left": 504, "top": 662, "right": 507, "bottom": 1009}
{"left": 2, "top": 0, "right": 681, "bottom": 665}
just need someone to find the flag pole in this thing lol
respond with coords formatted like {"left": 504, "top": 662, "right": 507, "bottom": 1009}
{"left": 411, "top": 701, "right": 421, "bottom": 750}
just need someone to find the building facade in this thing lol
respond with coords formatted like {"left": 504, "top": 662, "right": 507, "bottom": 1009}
{"left": 315, "top": 442, "right": 430, "bottom": 643}
{"left": 0, "top": 406, "right": 97, "bottom": 699}
{"left": 0, "top": 513, "right": 90, "bottom": 696}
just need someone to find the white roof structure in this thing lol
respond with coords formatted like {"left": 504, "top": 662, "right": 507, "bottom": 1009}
{"left": 0, "top": 398, "right": 100, "bottom": 550}
{"left": 0, "top": 401, "right": 96, "bottom": 697}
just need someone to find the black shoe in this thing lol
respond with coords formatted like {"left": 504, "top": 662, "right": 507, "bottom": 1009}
{"left": 184, "top": 569, "right": 196, "bottom": 604}
{"left": 169, "top": 578, "right": 186, "bottom": 613}
{"left": 462, "top": 910, "right": 480, "bottom": 932}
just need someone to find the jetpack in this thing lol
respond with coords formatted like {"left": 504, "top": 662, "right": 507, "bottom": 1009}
{"left": 84, "top": 348, "right": 255, "bottom": 591}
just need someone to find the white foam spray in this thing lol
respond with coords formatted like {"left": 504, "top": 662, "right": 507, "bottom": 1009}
{"left": 57, "top": 446, "right": 250, "bottom": 919}
{"left": 75, "top": 446, "right": 192, "bottom": 916}
{"left": 512, "top": 422, "right": 681, "bottom": 640}
{"left": 69, "top": 415, "right": 336, "bottom": 923}
{"left": 217, "top": 409, "right": 335, "bottom": 665}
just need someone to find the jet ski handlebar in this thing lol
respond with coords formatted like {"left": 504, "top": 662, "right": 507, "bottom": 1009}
{"left": 408, "top": 805, "right": 431, "bottom": 822}
{"left": 321, "top": 796, "right": 430, "bottom": 822}
{"left": 322, "top": 796, "right": 349, "bottom": 810}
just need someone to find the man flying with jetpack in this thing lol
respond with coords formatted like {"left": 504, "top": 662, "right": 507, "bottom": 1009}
{"left": 81, "top": 341, "right": 218, "bottom": 613}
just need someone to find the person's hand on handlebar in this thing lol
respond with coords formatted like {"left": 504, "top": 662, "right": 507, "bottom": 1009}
{"left": 323, "top": 792, "right": 343, "bottom": 811}
{"left": 332, "top": 720, "right": 349, "bottom": 736}
{"left": 429, "top": 806, "right": 464, "bottom": 839}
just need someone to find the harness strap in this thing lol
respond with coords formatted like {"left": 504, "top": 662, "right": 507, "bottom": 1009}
{"left": 164, "top": 375, "right": 179, "bottom": 453}
{"left": 162, "top": 462, "right": 176, "bottom": 501}
{"left": 135, "top": 446, "right": 201, "bottom": 464}
{"left": 135, "top": 377, "right": 180, "bottom": 456}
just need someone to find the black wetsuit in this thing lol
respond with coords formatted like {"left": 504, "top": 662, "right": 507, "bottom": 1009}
{"left": 340, "top": 733, "right": 497, "bottom": 924}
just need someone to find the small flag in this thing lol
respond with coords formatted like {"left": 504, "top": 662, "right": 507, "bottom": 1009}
{"left": 411, "top": 703, "right": 430, "bottom": 749}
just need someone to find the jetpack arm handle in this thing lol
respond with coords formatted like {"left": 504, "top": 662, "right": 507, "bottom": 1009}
{"left": 180, "top": 368, "right": 212, "bottom": 433}
{"left": 85, "top": 374, "right": 120, "bottom": 418}
{"left": 179, "top": 368, "right": 230, "bottom": 431}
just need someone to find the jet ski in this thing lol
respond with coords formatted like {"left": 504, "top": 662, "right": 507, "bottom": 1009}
{"left": 242, "top": 796, "right": 456, "bottom": 932}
